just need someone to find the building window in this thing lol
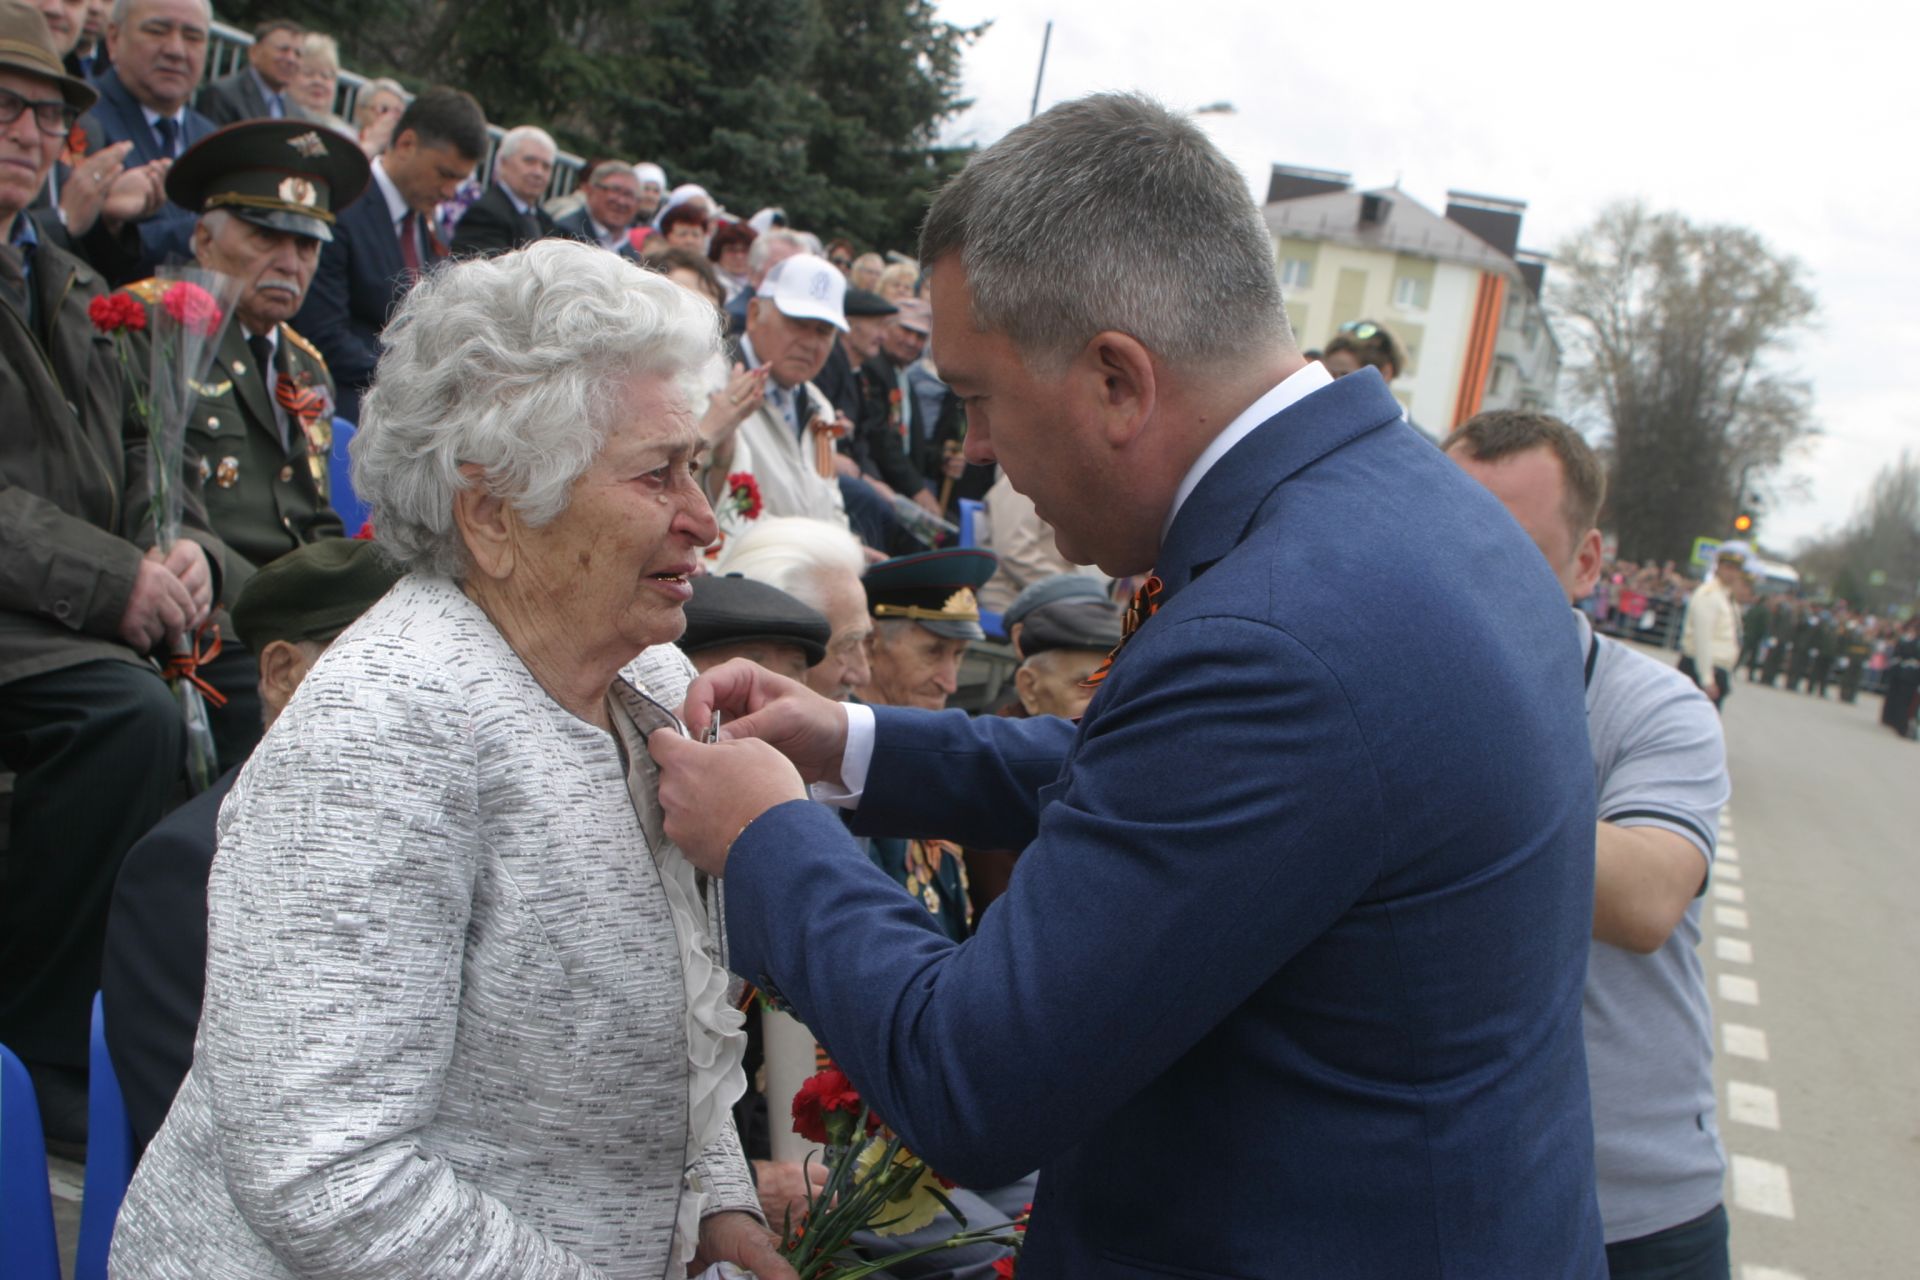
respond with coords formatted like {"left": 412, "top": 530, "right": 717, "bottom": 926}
{"left": 1280, "top": 257, "right": 1313, "bottom": 290}
{"left": 1392, "top": 275, "right": 1429, "bottom": 310}
{"left": 1490, "top": 362, "right": 1511, "bottom": 396}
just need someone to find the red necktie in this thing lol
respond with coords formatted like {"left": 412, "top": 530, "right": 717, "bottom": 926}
{"left": 1080, "top": 573, "right": 1163, "bottom": 690}
{"left": 398, "top": 211, "right": 422, "bottom": 277}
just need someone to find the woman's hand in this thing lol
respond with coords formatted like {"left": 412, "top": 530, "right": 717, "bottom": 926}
{"left": 691, "top": 1209, "right": 799, "bottom": 1279}
{"left": 752, "top": 1158, "right": 830, "bottom": 1237}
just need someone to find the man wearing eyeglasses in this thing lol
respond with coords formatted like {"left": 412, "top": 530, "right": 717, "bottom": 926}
{"left": 555, "top": 158, "right": 643, "bottom": 260}
{"left": 0, "top": 0, "right": 226, "bottom": 1156}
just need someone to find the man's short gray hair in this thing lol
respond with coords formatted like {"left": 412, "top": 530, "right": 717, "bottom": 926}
{"left": 715, "top": 516, "right": 865, "bottom": 610}
{"left": 920, "top": 92, "right": 1292, "bottom": 374}
{"left": 497, "top": 125, "right": 556, "bottom": 162}
{"left": 111, "top": 0, "right": 211, "bottom": 25}
{"left": 587, "top": 159, "right": 637, "bottom": 188}
{"left": 747, "top": 229, "right": 806, "bottom": 278}
{"left": 353, "top": 239, "right": 722, "bottom": 578}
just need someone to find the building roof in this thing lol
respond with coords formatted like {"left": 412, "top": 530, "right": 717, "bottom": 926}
{"left": 1265, "top": 186, "right": 1524, "bottom": 283}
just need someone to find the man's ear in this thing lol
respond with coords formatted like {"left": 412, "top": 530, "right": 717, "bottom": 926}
{"left": 256, "top": 638, "right": 313, "bottom": 714}
{"left": 1572, "top": 527, "right": 1605, "bottom": 600}
{"left": 1075, "top": 330, "right": 1157, "bottom": 450}
{"left": 1014, "top": 662, "right": 1042, "bottom": 715}
{"left": 451, "top": 463, "right": 516, "bottom": 581}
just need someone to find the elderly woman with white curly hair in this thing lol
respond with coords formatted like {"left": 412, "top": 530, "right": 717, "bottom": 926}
{"left": 109, "top": 240, "right": 795, "bottom": 1280}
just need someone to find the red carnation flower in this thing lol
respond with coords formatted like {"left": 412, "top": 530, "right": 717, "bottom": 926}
{"left": 160, "top": 280, "right": 224, "bottom": 338}
{"left": 791, "top": 1067, "right": 867, "bottom": 1146}
{"left": 87, "top": 292, "right": 147, "bottom": 334}
{"left": 727, "top": 471, "right": 763, "bottom": 521}
{"left": 992, "top": 1259, "right": 1016, "bottom": 1278}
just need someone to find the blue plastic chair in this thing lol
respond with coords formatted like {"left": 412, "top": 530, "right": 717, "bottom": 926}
{"left": 328, "top": 416, "right": 370, "bottom": 535}
{"left": 0, "top": 1042, "right": 62, "bottom": 1280}
{"left": 75, "top": 992, "right": 133, "bottom": 1280}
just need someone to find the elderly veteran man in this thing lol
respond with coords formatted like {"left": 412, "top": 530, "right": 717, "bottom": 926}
{"left": 101, "top": 536, "right": 401, "bottom": 1155}
{"left": 0, "top": 0, "right": 224, "bottom": 1154}
{"left": 653, "top": 93, "right": 1604, "bottom": 1277}
{"left": 707, "top": 252, "right": 851, "bottom": 527}
{"left": 717, "top": 515, "right": 873, "bottom": 704}
{"left": 859, "top": 548, "right": 998, "bottom": 937}
{"left": 677, "top": 572, "right": 830, "bottom": 685}
{"left": 1445, "top": 409, "right": 1731, "bottom": 1279}
{"left": 116, "top": 120, "right": 367, "bottom": 763}
{"left": 450, "top": 123, "right": 560, "bottom": 258}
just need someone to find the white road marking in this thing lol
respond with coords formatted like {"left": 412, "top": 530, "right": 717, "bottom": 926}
{"left": 1714, "top": 882, "right": 1748, "bottom": 903}
{"left": 1719, "top": 973, "right": 1760, "bottom": 1004}
{"left": 1716, "top": 936, "right": 1754, "bottom": 963}
{"left": 1727, "top": 1080, "right": 1782, "bottom": 1130}
{"left": 1742, "top": 1268, "right": 1806, "bottom": 1280}
{"left": 1722, "top": 1023, "right": 1770, "bottom": 1061}
{"left": 1720, "top": 843, "right": 1740, "bottom": 862}
{"left": 1715, "top": 905, "right": 1750, "bottom": 929}
{"left": 1718, "top": 862, "right": 1745, "bottom": 882}
{"left": 1732, "top": 1154, "right": 1795, "bottom": 1219}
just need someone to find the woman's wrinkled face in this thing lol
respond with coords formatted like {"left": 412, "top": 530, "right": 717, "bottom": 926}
{"left": 515, "top": 372, "right": 718, "bottom": 660}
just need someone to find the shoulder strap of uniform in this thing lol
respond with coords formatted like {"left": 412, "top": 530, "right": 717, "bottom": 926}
{"left": 277, "top": 321, "right": 330, "bottom": 375}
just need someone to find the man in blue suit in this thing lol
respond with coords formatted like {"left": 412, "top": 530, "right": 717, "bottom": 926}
{"left": 289, "top": 86, "right": 485, "bottom": 422}
{"left": 79, "top": 0, "right": 214, "bottom": 277}
{"left": 650, "top": 93, "right": 1606, "bottom": 1277}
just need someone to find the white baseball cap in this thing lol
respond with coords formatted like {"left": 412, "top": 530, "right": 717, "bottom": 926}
{"left": 757, "top": 254, "right": 849, "bottom": 333}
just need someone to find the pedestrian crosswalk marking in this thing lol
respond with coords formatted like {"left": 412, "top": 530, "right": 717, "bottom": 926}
{"left": 1719, "top": 973, "right": 1760, "bottom": 1005}
{"left": 1727, "top": 1080, "right": 1781, "bottom": 1130}
{"left": 1715, "top": 905, "right": 1750, "bottom": 929}
{"left": 1714, "top": 882, "right": 1747, "bottom": 903}
{"left": 1716, "top": 936, "right": 1753, "bottom": 964}
{"left": 1718, "top": 863, "right": 1744, "bottom": 882}
{"left": 1742, "top": 1267, "right": 1806, "bottom": 1280}
{"left": 1722, "top": 1023, "right": 1770, "bottom": 1060}
{"left": 1720, "top": 843, "right": 1739, "bottom": 862}
{"left": 1731, "top": 1154, "right": 1795, "bottom": 1219}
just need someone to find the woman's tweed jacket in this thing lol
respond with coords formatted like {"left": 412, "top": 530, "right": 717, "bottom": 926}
{"left": 110, "top": 575, "right": 760, "bottom": 1278}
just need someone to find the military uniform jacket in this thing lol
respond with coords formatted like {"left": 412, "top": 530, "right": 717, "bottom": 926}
{"left": 125, "top": 279, "right": 345, "bottom": 603}
{"left": 0, "top": 238, "right": 224, "bottom": 686}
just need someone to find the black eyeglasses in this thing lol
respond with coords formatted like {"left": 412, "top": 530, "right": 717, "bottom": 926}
{"left": 0, "top": 87, "right": 80, "bottom": 138}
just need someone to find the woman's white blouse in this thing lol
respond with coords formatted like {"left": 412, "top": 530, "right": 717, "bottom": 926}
{"left": 110, "top": 575, "right": 760, "bottom": 1279}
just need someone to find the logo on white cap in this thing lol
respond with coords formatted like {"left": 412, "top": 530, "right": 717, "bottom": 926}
{"left": 761, "top": 254, "right": 849, "bottom": 334}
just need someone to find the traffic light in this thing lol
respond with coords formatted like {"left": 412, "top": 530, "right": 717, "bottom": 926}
{"left": 1732, "top": 512, "right": 1755, "bottom": 535}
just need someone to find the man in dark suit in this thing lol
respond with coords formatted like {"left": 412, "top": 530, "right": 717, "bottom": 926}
{"left": 63, "top": 0, "right": 109, "bottom": 80}
{"left": 651, "top": 93, "right": 1606, "bottom": 1277}
{"left": 552, "top": 157, "right": 642, "bottom": 259}
{"left": 450, "top": 123, "right": 560, "bottom": 258}
{"left": 79, "top": 0, "right": 215, "bottom": 275}
{"left": 193, "top": 17, "right": 300, "bottom": 126}
{"left": 290, "top": 85, "right": 486, "bottom": 422}
{"left": 101, "top": 538, "right": 401, "bottom": 1154}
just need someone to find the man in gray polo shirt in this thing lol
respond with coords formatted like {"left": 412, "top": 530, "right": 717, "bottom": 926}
{"left": 1446, "top": 410, "right": 1731, "bottom": 1280}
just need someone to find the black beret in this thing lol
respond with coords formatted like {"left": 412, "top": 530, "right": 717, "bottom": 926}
{"left": 679, "top": 574, "right": 831, "bottom": 666}
{"left": 231, "top": 538, "right": 402, "bottom": 651}
{"left": 1017, "top": 597, "right": 1123, "bottom": 660}
{"left": 842, "top": 287, "right": 898, "bottom": 318}
{"left": 864, "top": 548, "right": 998, "bottom": 641}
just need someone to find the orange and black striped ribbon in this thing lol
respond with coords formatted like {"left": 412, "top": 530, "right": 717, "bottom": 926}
{"left": 1080, "top": 573, "right": 1162, "bottom": 689}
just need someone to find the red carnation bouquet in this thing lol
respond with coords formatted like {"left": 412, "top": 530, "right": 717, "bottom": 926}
{"left": 90, "top": 269, "right": 242, "bottom": 792}
{"left": 724, "top": 471, "right": 763, "bottom": 522}
{"left": 778, "top": 1067, "right": 1022, "bottom": 1279}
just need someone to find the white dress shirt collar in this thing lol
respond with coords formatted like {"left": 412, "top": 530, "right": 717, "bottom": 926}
{"left": 1162, "top": 360, "right": 1334, "bottom": 540}
{"left": 370, "top": 156, "right": 410, "bottom": 227}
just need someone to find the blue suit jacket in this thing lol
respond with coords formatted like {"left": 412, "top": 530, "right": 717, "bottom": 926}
{"left": 290, "top": 185, "right": 410, "bottom": 423}
{"left": 81, "top": 68, "right": 214, "bottom": 277}
{"left": 725, "top": 369, "right": 1606, "bottom": 1278}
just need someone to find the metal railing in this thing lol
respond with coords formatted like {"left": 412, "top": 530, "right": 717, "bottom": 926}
{"left": 205, "top": 20, "right": 586, "bottom": 200}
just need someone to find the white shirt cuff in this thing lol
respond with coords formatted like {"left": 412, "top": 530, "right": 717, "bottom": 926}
{"left": 807, "top": 701, "right": 875, "bottom": 809}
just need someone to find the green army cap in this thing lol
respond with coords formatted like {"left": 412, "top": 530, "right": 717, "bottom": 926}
{"left": 166, "top": 119, "right": 372, "bottom": 244}
{"left": 864, "top": 548, "right": 999, "bottom": 642}
{"left": 231, "top": 538, "right": 401, "bottom": 652}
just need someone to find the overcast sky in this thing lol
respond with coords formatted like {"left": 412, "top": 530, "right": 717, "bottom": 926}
{"left": 931, "top": 0, "right": 1917, "bottom": 552}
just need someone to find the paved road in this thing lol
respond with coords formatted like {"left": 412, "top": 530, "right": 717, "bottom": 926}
{"left": 1688, "top": 662, "right": 1920, "bottom": 1279}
